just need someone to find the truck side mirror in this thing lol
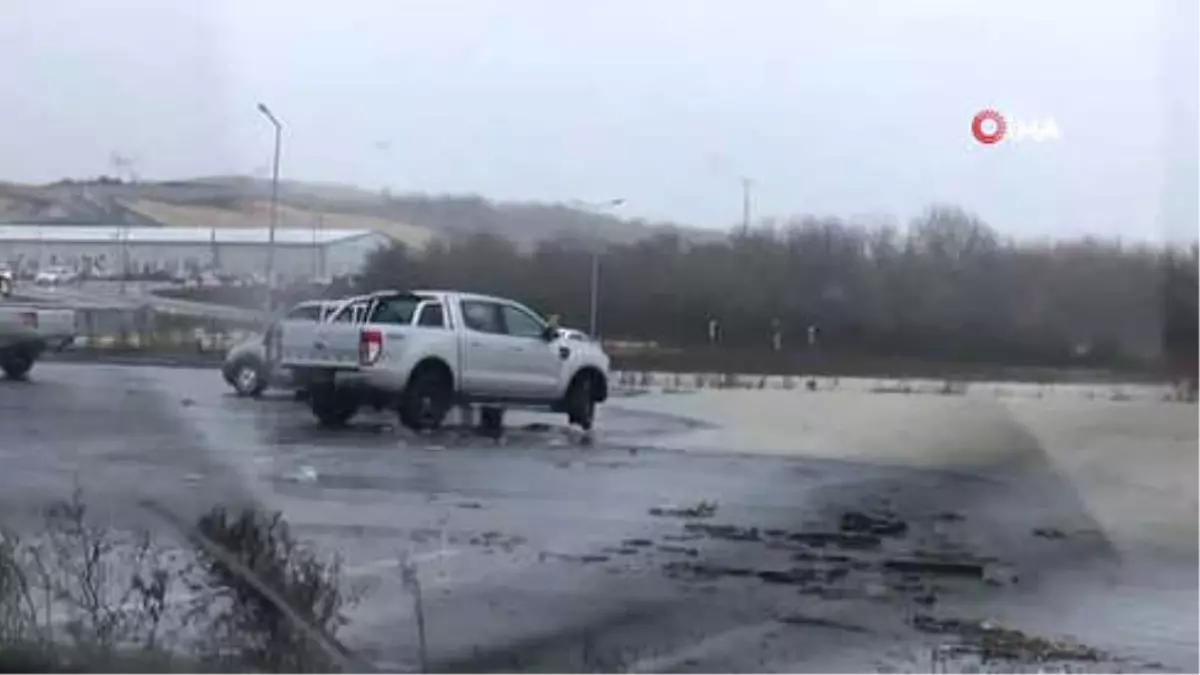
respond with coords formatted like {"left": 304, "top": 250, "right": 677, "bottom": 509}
{"left": 541, "top": 325, "right": 559, "bottom": 342}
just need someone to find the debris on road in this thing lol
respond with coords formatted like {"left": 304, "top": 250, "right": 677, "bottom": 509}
{"left": 649, "top": 500, "right": 718, "bottom": 519}
{"left": 911, "top": 613, "right": 1104, "bottom": 664}
{"left": 684, "top": 522, "right": 760, "bottom": 542}
{"left": 662, "top": 561, "right": 754, "bottom": 580}
{"left": 786, "top": 530, "right": 881, "bottom": 549}
{"left": 656, "top": 544, "right": 699, "bottom": 557}
{"left": 839, "top": 510, "right": 909, "bottom": 537}
{"left": 468, "top": 531, "right": 526, "bottom": 551}
{"left": 542, "top": 552, "right": 610, "bottom": 564}
{"left": 778, "top": 614, "right": 870, "bottom": 634}
{"left": 882, "top": 558, "right": 984, "bottom": 578}
{"left": 1032, "top": 526, "right": 1068, "bottom": 540}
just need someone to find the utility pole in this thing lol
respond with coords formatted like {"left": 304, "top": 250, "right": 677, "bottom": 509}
{"left": 110, "top": 152, "right": 136, "bottom": 295}
{"left": 740, "top": 176, "right": 753, "bottom": 236}
{"left": 568, "top": 197, "right": 626, "bottom": 337}
{"left": 312, "top": 213, "right": 325, "bottom": 279}
{"left": 256, "top": 103, "right": 283, "bottom": 314}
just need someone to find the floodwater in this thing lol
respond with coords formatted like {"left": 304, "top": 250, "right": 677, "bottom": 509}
{"left": 0, "top": 362, "right": 1194, "bottom": 672}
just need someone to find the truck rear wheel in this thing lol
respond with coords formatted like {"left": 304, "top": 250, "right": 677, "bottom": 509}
{"left": 399, "top": 366, "right": 452, "bottom": 432}
{"left": 478, "top": 406, "right": 505, "bottom": 437}
{"left": 1, "top": 351, "right": 33, "bottom": 380}
{"left": 309, "top": 385, "right": 359, "bottom": 428}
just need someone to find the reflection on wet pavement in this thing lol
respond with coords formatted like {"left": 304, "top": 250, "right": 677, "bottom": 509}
{"left": 0, "top": 363, "right": 1194, "bottom": 672}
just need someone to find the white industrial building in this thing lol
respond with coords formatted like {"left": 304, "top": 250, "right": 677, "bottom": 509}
{"left": 0, "top": 225, "right": 393, "bottom": 282}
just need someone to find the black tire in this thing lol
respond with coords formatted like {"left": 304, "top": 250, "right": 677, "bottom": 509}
{"left": 478, "top": 406, "right": 505, "bottom": 437}
{"left": 309, "top": 385, "right": 359, "bottom": 428}
{"left": 565, "top": 373, "right": 597, "bottom": 431}
{"left": 1, "top": 352, "right": 33, "bottom": 381}
{"left": 231, "top": 358, "right": 269, "bottom": 398}
{"left": 399, "top": 365, "right": 453, "bottom": 432}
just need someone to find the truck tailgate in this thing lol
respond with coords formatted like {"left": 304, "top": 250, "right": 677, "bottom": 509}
{"left": 32, "top": 309, "right": 76, "bottom": 341}
{"left": 0, "top": 307, "right": 75, "bottom": 349}
{"left": 0, "top": 308, "right": 74, "bottom": 336}
{"left": 278, "top": 319, "right": 362, "bottom": 369}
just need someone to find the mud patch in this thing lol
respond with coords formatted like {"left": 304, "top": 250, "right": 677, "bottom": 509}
{"left": 912, "top": 614, "right": 1104, "bottom": 664}
{"left": 649, "top": 508, "right": 1025, "bottom": 613}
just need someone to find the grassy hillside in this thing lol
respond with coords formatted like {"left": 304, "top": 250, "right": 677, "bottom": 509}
{"left": 0, "top": 176, "right": 718, "bottom": 249}
{"left": 119, "top": 198, "right": 436, "bottom": 247}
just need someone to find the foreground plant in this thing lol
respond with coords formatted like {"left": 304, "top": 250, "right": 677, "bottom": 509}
{"left": 0, "top": 492, "right": 359, "bottom": 673}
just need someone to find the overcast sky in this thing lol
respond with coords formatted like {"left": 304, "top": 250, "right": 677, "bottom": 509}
{"left": 1, "top": 0, "right": 1196, "bottom": 241}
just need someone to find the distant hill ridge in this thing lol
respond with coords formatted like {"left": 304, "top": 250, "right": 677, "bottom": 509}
{"left": 0, "top": 176, "right": 718, "bottom": 249}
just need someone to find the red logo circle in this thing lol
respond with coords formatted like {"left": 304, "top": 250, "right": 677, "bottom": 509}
{"left": 971, "top": 109, "right": 1007, "bottom": 144}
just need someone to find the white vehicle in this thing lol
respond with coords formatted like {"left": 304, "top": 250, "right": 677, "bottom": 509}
{"left": 276, "top": 289, "right": 611, "bottom": 431}
{"left": 222, "top": 299, "right": 341, "bottom": 397}
{"left": 0, "top": 268, "right": 13, "bottom": 297}
{"left": 34, "top": 266, "right": 78, "bottom": 286}
{"left": 0, "top": 303, "right": 76, "bottom": 379}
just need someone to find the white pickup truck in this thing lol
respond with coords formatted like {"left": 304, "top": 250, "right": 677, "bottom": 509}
{"left": 276, "top": 289, "right": 611, "bottom": 431}
{"left": 0, "top": 304, "right": 76, "bottom": 379}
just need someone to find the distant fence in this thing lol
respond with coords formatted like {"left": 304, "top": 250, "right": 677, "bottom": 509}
{"left": 58, "top": 307, "right": 1179, "bottom": 386}
{"left": 605, "top": 344, "right": 1168, "bottom": 385}
{"left": 70, "top": 307, "right": 259, "bottom": 354}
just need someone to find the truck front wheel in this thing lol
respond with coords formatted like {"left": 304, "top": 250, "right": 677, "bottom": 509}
{"left": 399, "top": 365, "right": 452, "bottom": 432}
{"left": 565, "top": 373, "right": 597, "bottom": 431}
{"left": 1, "top": 349, "right": 34, "bottom": 381}
{"left": 310, "top": 385, "right": 359, "bottom": 428}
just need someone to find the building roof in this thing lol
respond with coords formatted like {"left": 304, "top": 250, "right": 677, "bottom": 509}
{"left": 0, "top": 224, "right": 376, "bottom": 246}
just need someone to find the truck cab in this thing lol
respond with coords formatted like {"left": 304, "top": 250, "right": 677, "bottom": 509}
{"left": 278, "top": 289, "right": 611, "bottom": 431}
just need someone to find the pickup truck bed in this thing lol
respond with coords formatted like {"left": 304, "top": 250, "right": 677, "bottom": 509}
{"left": 0, "top": 303, "right": 76, "bottom": 379}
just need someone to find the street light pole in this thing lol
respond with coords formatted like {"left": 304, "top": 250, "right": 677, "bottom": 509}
{"left": 569, "top": 197, "right": 625, "bottom": 337}
{"left": 740, "top": 176, "right": 753, "bottom": 236}
{"left": 257, "top": 102, "right": 283, "bottom": 313}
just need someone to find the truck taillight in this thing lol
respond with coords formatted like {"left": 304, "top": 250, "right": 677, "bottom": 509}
{"left": 19, "top": 312, "right": 37, "bottom": 329}
{"left": 359, "top": 328, "right": 383, "bottom": 365}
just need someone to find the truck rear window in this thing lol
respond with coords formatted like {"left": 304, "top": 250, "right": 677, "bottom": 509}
{"left": 369, "top": 296, "right": 424, "bottom": 325}
{"left": 416, "top": 303, "right": 445, "bottom": 328}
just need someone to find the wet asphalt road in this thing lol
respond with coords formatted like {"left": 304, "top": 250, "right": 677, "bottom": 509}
{"left": 0, "top": 362, "right": 1195, "bottom": 672}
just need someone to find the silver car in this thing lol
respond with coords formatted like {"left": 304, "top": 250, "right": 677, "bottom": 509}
{"left": 221, "top": 299, "right": 340, "bottom": 397}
